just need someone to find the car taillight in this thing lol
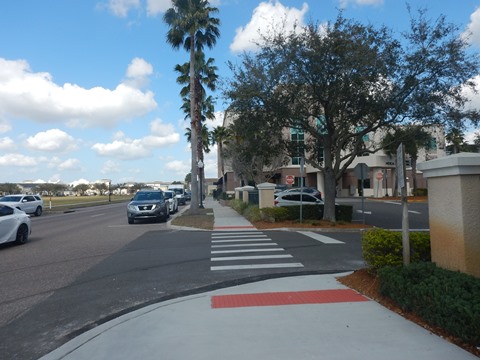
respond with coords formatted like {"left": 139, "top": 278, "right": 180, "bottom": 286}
{"left": 274, "top": 200, "right": 279, "bottom": 205}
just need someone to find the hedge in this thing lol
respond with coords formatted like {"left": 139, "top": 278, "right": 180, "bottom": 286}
{"left": 378, "top": 263, "right": 480, "bottom": 346}
{"left": 361, "top": 228, "right": 431, "bottom": 272}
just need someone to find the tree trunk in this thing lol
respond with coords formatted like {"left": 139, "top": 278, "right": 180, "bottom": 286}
{"left": 189, "top": 35, "right": 199, "bottom": 214}
{"left": 323, "top": 169, "right": 337, "bottom": 221}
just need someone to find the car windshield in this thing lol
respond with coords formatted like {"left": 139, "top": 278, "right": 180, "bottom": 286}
{"left": 164, "top": 192, "right": 172, "bottom": 199}
{"left": 172, "top": 189, "right": 183, "bottom": 195}
{"left": 134, "top": 192, "right": 163, "bottom": 201}
{"left": 0, "top": 196, "right": 22, "bottom": 202}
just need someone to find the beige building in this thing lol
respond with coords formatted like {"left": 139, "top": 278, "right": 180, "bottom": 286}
{"left": 217, "top": 114, "right": 446, "bottom": 197}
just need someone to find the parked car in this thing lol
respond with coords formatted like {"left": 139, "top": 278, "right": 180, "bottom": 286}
{"left": 184, "top": 191, "right": 191, "bottom": 201}
{"left": 0, "top": 194, "right": 44, "bottom": 216}
{"left": 127, "top": 190, "right": 170, "bottom": 224}
{"left": 0, "top": 204, "right": 31, "bottom": 245}
{"left": 168, "top": 185, "right": 187, "bottom": 205}
{"left": 164, "top": 190, "right": 178, "bottom": 214}
{"left": 275, "top": 187, "right": 322, "bottom": 199}
{"left": 274, "top": 192, "right": 324, "bottom": 207}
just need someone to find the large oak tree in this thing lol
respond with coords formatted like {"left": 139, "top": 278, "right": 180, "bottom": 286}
{"left": 224, "top": 9, "right": 480, "bottom": 221}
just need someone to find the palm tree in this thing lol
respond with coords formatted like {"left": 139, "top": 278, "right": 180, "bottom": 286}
{"left": 381, "top": 125, "right": 432, "bottom": 196}
{"left": 211, "top": 125, "right": 231, "bottom": 193}
{"left": 164, "top": 0, "right": 220, "bottom": 213}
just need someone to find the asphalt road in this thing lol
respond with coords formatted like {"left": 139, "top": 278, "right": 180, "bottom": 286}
{"left": 0, "top": 199, "right": 427, "bottom": 360}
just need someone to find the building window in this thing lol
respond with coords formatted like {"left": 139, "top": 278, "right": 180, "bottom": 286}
{"left": 291, "top": 127, "right": 304, "bottom": 165}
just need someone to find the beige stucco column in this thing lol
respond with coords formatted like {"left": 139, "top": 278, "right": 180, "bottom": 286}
{"left": 234, "top": 187, "right": 242, "bottom": 200}
{"left": 418, "top": 153, "right": 480, "bottom": 278}
{"left": 242, "top": 186, "right": 255, "bottom": 203}
{"left": 257, "top": 182, "right": 276, "bottom": 209}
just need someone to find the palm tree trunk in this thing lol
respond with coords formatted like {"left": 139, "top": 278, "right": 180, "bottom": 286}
{"left": 189, "top": 35, "right": 199, "bottom": 214}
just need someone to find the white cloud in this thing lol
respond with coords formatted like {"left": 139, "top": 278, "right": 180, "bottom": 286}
{"left": 0, "top": 137, "right": 14, "bottom": 150}
{"left": 101, "top": 160, "right": 121, "bottom": 174}
{"left": 0, "top": 153, "right": 38, "bottom": 167}
{"left": 0, "top": 119, "right": 11, "bottom": 133}
{"left": 0, "top": 58, "right": 157, "bottom": 129}
{"left": 146, "top": 0, "right": 171, "bottom": 16}
{"left": 338, "top": 0, "right": 383, "bottom": 8}
{"left": 463, "top": 7, "right": 480, "bottom": 47}
{"left": 230, "top": 1, "right": 309, "bottom": 53}
{"left": 92, "top": 119, "right": 180, "bottom": 160}
{"left": 462, "top": 75, "right": 480, "bottom": 110}
{"left": 165, "top": 159, "right": 190, "bottom": 175}
{"left": 124, "top": 57, "right": 154, "bottom": 89}
{"left": 92, "top": 139, "right": 152, "bottom": 160}
{"left": 105, "top": 0, "right": 140, "bottom": 17}
{"left": 58, "top": 158, "right": 82, "bottom": 171}
{"left": 26, "top": 129, "right": 78, "bottom": 152}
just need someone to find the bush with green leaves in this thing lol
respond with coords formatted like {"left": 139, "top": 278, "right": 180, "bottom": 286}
{"left": 259, "top": 207, "right": 289, "bottom": 222}
{"left": 229, "top": 199, "right": 249, "bottom": 214}
{"left": 379, "top": 262, "right": 480, "bottom": 345}
{"left": 361, "top": 228, "right": 431, "bottom": 272}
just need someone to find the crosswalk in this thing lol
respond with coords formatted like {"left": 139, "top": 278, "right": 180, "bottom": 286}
{"left": 210, "top": 230, "right": 304, "bottom": 271}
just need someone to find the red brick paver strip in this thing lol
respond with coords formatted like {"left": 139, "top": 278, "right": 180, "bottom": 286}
{"left": 211, "top": 289, "right": 369, "bottom": 309}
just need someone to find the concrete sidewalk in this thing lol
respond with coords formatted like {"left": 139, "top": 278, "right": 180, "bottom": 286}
{"left": 40, "top": 199, "right": 477, "bottom": 360}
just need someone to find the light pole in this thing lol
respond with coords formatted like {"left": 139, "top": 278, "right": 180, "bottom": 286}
{"left": 197, "top": 160, "right": 204, "bottom": 208}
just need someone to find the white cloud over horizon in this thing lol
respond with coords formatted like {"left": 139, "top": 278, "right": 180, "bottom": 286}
{"left": 0, "top": 58, "right": 157, "bottom": 129}
{"left": 230, "top": 1, "right": 309, "bottom": 53}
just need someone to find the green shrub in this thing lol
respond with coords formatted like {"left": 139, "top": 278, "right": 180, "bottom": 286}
{"left": 361, "top": 228, "right": 431, "bottom": 272}
{"left": 378, "top": 263, "right": 480, "bottom": 345}
{"left": 243, "top": 205, "right": 262, "bottom": 222}
{"left": 260, "top": 207, "right": 289, "bottom": 222}
{"left": 279, "top": 204, "right": 353, "bottom": 222}
{"left": 229, "top": 199, "right": 249, "bottom": 214}
{"left": 412, "top": 188, "right": 428, "bottom": 196}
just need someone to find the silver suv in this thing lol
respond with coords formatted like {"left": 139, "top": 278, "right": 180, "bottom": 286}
{"left": 127, "top": 190, "right": 170, "bottom": 224}
{"left": 0, "top": 194, "right": 44, "bottom": 216}
{"left": 274, "top": 192, "right": 323, "bottom": 207}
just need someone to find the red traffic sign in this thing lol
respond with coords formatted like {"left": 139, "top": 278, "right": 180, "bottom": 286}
{"left": 376, "top": 172, "right": 384, "bottom": 180}
{"left": 286, "top": 175, "right": 295, "bottom": 185}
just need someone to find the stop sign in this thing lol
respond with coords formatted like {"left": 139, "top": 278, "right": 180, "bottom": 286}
{"left": 376, "top": 172, "right": 384, "bottom": 180}
{"left": 286, "top": 175, "right": 295, "bottom": 185}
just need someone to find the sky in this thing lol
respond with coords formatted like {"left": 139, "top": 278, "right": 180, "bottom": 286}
{"left": 1, "top": 0, "right": 480, "bottom": 186}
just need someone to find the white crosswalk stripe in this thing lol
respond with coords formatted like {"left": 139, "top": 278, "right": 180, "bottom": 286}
{"left": 210, "top": 230, "right": 304, "bottom": 271}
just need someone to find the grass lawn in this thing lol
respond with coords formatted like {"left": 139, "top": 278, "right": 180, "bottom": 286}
{"left": 42, "top": 195, "right": 131, "bottom": 212}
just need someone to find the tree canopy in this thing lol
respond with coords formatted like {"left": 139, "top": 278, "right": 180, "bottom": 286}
{"left": 224, "top": 9, "right": 480, "bottom": 221}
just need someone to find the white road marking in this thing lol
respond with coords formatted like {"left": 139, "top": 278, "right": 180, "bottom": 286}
{"left": 212, "top": 234, "right": 267, "bottom": 239}
{"left": 212, "top": 238, "right": 272, "bottom": 243}
{"left": 212, "top": 243, "right": 278, "bottom": 248}
{"left": 212, "top": 248, "right": 285, "bottom": 254}
{"left": 211, "top": 255, "right": 293, "bottom": 261}
{"left": 356, "top": 210, "right": 372, "bottom": 214}
{"left": 211, "top": 263, "right": 304, "bottom": 271}
{"left": 297, "top": 231, "right": 345, "bottom": 244}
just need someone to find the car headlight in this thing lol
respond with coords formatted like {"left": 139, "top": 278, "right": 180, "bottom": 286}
{"left": 127, "top": 204, "right": 136, "bottom": 211}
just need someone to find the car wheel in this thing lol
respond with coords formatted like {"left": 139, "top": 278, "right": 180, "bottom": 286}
{"left": 34, "top": 206, "right": 42, "bottom": 216}
{"left": 128, "top": 218, "right": 134, "bottom": 224}
{"left": 15, "top": 224, "right": 29, "bottom": 244}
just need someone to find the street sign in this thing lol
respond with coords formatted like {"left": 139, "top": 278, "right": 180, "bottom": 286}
{"left": 354, "top": 163, "right": 369, "bottom": 180}
{"left": 375, "top": 172, "right": 384, "bottom": 180}
{"left": 286, "top": 175, "right": 295, "bottom": 185}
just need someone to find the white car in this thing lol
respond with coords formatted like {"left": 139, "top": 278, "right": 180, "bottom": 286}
{"left": 0, "top": 194, "right": 44, "bottom": 216}
{"left": 164, "top": 190, "right": 178, "bottom": 214}
{"left": 0, "top": 204, "right": 31, "bottom": 245}
{"left": 274, "top": 192, "right": 324, "bottom": 207}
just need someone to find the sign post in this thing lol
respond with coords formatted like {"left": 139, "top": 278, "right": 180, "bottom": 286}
{"left": 397, "top": 143, "right": 410, "bottom": 266}
{"left": 354, "top": 163, "right": 369, "bottom": 224}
